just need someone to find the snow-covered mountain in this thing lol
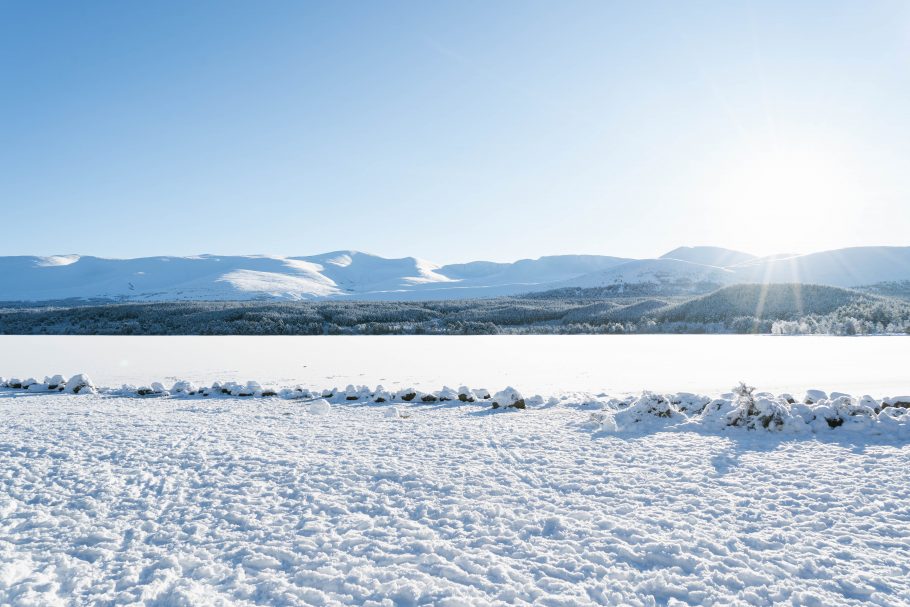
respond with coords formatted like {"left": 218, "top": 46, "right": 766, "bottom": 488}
{"left": 555, "top": 258, "right": 737, "bottom": 290}
{"left": 659, "top": 246, "right": 757, "bottom": 268}
{"left": 2, "top": 246, "right": 909, "bottom": 302}
{"left": 732, "top": 246, "right": 910, "bottom": 287}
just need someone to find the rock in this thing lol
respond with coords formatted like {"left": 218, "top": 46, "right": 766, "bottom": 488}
{"left": 492, "top": 387, "right": 525, "bottom": 410}
{"left": 234, "top": 381, "right": 260, "bottom": 397}
{"left": 437, "top": 386, "right": 459, "bottom": 401}
{"left": 170, "top": 380, "right": 197, "bottom": 395}
{"left": 804, "top": 389, "right": 828, "bottom": 404}
{"left": 457, "top": 385, "right": 475, "bottom": 403}
{"left": 65, "top": 374, "right": 96, "bottom": 394}
{"left": 883, "top": 396, "right": 910, "bottom": 409}
{"left": 45, "top": 375, "right": 66, "bottom": 390}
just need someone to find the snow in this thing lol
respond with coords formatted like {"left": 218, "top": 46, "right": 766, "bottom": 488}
{"left": 307, "top": 398, "right": 331, "bottom": 415}
{"left": 1, "top": 384, "right": 909, "bottom": 606}
{"left": 735, "top": 246, "right": 910, "bottom": 287}
{"left": 4, "top": 245, "right": 910, "bottom": 302}
{"left": 491, "top": 386, "right": 525, "bottom": 409}
{"left": 557, "top": 257, "right": 737, "bottom": 289}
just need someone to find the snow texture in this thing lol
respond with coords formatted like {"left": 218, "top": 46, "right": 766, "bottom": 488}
{"left": 1, "top": 375, "right": 909, "bottom": 605}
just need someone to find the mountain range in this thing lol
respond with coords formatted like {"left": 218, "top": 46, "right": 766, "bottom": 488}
{"left": 2, "top": 246, "right": 910, "bottom": 302}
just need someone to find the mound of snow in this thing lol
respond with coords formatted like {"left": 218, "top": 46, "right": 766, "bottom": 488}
{"left": 594, "top": 387, "right": 910, "bottom": 438}
{"left": 491, "top": 387, "right": 525, "bottom": 410}
{"left": 308, "top": 399, "right": 331, "bottom": 415}
{"left": 65, "top": 373, "right": 96, "bottom": 394}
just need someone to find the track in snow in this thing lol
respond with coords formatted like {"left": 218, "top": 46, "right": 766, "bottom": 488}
{"left": 1, "top": 394, "right": 909, "bottom": 606}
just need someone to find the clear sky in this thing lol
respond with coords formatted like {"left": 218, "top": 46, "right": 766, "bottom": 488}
{"left": 2, "top": 1, "right": 909, "bottom": 264}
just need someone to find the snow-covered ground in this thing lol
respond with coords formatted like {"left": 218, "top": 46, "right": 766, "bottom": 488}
{"left": 1, "top": 380, "right": 909, "bottom": 606}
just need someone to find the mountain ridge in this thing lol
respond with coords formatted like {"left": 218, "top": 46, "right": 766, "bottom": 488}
{"left": 2, "top": 246, "right": 909, "bottom": 302}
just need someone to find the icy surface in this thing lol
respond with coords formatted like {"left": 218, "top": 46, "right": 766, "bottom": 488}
{"left": 1, "top": 388, "right": 909, "bottom": 606}
{"left": 3, "top": 335, "right": 910, "bottom": 397}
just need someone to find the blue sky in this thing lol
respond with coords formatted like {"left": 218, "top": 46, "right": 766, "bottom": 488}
{"left": 2, "top": 1, "right": 908, "bottom": 263}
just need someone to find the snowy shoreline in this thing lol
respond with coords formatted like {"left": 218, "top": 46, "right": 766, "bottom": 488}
{"left": 3, "top": 373, "right": 909, "bottom": 440}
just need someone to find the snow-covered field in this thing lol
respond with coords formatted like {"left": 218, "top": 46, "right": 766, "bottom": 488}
{"left": 1, "top": 377, "right": 910, "bottom": 606}
{"left": 2, "top": 335, "right": 910, "bottom": 606}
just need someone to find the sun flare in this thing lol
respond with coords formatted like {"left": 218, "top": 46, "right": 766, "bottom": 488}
{"left": 702, "top": 137, "right": 864, "bottom": 255}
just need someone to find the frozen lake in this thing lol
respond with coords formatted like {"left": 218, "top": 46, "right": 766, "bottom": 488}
{"left": 1, "top": 335, "right": 908, "bottom": 397}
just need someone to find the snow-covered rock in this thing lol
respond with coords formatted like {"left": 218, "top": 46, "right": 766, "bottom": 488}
{"left": 170, "top": 380, "right": 197, "bottom": 395}
{"left": 136, "top": 382, "right": 166, "bottom": 396}
{"left": 491, "top": 387, "right": 525, "bottom": 410}
{"left": 64, "top": 374, "right": 96, "bottom": 394}
{"left": 44, "top": 375, "right": 66, "bottom": 390}
{"left": 804, "top": 389, "right": 828, "bottom": 404}
{"left": 437, "top": 386, "right": 459, "bottom": 402}
{"left": 397, "top": 388, "right": 418, "bottom": 402}
{"left": 279, "top": 386, "right": 313, "bottom": 400}
{"left": 457, "top": 386, "right": 475, "bottom": 402}
{"left": 372, "top": 386, "right": 393, "bottom": 403}
{"left": 883, "top": 395, "right": 910, "bottom": 409}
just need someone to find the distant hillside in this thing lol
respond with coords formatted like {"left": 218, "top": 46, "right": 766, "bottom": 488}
{"left": 734, "top": 246, "right": 910, "bottom": 287}
{"left": 3, "top": 245, "right": 910, "bottom": 303}
{"left": 2, "top": 285, "right": 909, "bottom": 335}
{"left": 656, "top": 284, "right": 877, "bottom": 323}
{"left": 660, "top": 246, "right": 757, "bottom": 267}
{"left": 860, "top": 281, "right": 910, "bottom": 300}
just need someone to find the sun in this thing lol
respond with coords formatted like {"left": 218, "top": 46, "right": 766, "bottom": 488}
{"left": 699, "top": 135, "right": 864, "bottom": 256}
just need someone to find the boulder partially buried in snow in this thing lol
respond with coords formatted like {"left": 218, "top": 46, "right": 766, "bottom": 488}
{"left": 883, "top": 396, "right": 910, "bottom": 409}
{"left": 457, "top": 386, "right": 475, "bottom": 402}
{"left": 804, "top": 389, "right": 828, "bottom": 404}
{"left": 397, "top": 388, "right": 418, "bottom": 402}
{"left": 170, "top": 380, "right": 197, "bottom": 396}
{"left": 136, "top": 382, "right": 166, "bottom": 396}
{"left": 45, "top": 375, "right": 66, "bottom": 391}
{"left": 492, "top": 387, "right": 525, "bottom": 410}
{"left": 65, "top": 374, "right": 96, "bottom": 394}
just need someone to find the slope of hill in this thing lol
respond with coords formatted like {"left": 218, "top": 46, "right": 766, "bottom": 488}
{"left": 0, "top": 255, "right": 347, "bottom": 301}
{"left": 0, "top": 252, "right": 633, "bottom": 302}
{"left": 655, "top": 283, "right": 877, "bottom": 323}
{"left": 660, "top": 246, "right": 757, "bottom": 267}
{"left": 2, "top": 246, "right": 910, "bottom": 303}
{"left": 555, "top": 258, "right": 736, "bottom": 292}
{"left": 733, "top": 247, "right": 910, "bottom": 287}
